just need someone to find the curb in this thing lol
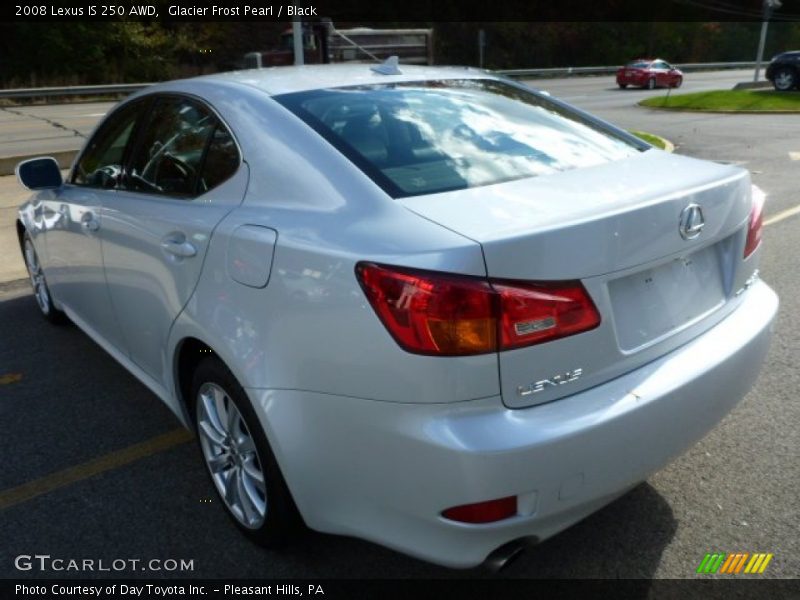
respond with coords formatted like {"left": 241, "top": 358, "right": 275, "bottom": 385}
{"left": 660, "top": 136, "right": 675, "bottom": 153}
{"left": 732, "top": 81, "right": 772, "bottom": 90}
{"left": 0, "top": 150, "right": 78, "bottom": 177}
{"left": 0, "top": 278, "right": 30, "bottom": 297}
{"left": 645, "top": 133, "right": 675, "bottom": 153}
{"left": 630, "top": 130, "right": 675, "bottom": 153}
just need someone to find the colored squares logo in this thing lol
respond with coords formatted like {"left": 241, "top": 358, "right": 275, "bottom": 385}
{"left": 697, "top": 552, "right": 773, "bottom": 574}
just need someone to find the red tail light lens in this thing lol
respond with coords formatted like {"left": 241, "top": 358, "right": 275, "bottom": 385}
{"left": 744, "top": 185, "right": 765, "bottom": 258}
{"left": 442, "top": 496, "right": 517, "bottom": 524}
{"left": 356, "top": 263, "right": 600, "bottom": 356}
{"left": 494, "top": 281, "right": 601, "bottom": 350}
{"left": 355, "top": 263, "right": 497, "bottom": 355}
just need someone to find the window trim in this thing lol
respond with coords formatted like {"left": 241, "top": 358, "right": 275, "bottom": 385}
{"left": 122, "top": 92, "right": 243, "bottom": 200}
{"left": 70, "top": 91, "right": 243, "bottom": 200}
{"left": 69, "top": 96, "right": 154, "bottom": 188}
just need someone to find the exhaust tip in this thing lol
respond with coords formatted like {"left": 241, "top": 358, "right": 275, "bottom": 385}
{"left": 483, "top": 538, "right": 531, "bottom": 573}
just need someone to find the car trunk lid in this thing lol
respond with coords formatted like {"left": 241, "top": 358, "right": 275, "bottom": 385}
{"left": 400, "top": 150, "right": 756, "bottom": 407}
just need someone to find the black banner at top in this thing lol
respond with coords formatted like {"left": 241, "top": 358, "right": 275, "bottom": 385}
{"left": 4, "top": 0, "right": 800, "bottom": 22}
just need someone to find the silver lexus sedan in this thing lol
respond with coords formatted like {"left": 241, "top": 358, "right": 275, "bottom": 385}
{"left": 15, "top": 63, "right": 777, "bottom": 568}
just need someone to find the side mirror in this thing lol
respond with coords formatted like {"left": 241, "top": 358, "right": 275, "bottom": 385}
{"left": 16, "top": 157, "right": 63, "bottom": 190}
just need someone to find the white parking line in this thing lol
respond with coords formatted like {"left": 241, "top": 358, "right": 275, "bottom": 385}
{"left": 764, "top": 204, "right": 800, "bottom": 227}
{"left": 789, "top": 152, "right": 800, "bottom": 161}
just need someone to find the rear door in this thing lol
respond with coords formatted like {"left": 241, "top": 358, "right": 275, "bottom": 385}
{"left": 100, "top": 94, "right": 245, "bottom": 384}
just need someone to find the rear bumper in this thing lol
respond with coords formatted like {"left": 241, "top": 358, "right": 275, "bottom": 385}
{"left": 617, "top": 74, "right": 646, "bottom": 85}
{"left": 248, "top": 280, "right": 777, "bottom": 568}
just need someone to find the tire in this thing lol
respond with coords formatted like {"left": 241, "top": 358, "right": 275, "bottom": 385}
{"left": 646, "top": 77, "right": 656, "bottom": 90}
{"left": 673, "top": 76, "right": 683, "bottom": 88}
{"left": 191, "top": 356, "right": 300, "bottom": 547}
{"left": 618, "top": 83, "right": 628, "bottom": 89}
{"left": 22, "top": 232, "right": 68, "bottom": 324}
{"left": 773, "top": 67, "right": 796, "bottom": 91}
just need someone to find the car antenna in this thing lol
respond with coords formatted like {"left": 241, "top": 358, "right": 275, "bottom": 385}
{"left": 371, "top": 56, "right": 402, "bottom": 76}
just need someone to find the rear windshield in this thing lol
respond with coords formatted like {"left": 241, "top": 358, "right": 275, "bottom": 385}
{"left": 275, "top": 79, "right": 643, "bottom": 198}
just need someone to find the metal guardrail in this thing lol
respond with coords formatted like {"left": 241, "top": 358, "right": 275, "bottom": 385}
{"left": 0, "top": 62, "right": 761, "bottom": 100}
{"left": 497, "top": 62, "right": 759, "bottom": 78}
{"left": 0, "top": 83, "right": 151, "bottom": 100}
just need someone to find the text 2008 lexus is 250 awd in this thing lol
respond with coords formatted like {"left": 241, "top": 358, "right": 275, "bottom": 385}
{"left": 16, "top": 62, "right": 777, "bottom": 568}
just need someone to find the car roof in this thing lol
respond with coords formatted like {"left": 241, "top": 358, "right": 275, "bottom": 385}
{"left": 180, "top": 63, "right": 494, "bottom": 96}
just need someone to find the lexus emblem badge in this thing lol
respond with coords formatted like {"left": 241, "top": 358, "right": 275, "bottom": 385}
{"left": 679, "top": 203, "right": 705, "bottom": 240}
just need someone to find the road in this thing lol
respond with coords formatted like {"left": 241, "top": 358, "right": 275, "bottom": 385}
{"left": 0, "top": 68, "right": 765, "bottom": 161}
{"left": 0, "top": 69, "right": 798, "bottom": 581}
{"left": 528, "top": 68, "right": 761, "bottom": 111}
{"left": 0, "top": 101, "right": 108, "bottom": 159}
{"left": 530, "top": 70, "right": 799, "bottom": 223}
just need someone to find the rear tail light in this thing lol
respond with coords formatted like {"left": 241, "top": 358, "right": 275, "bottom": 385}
{"left": 442, "top": 496, "right": 517, "bottom": 524}
{"left": 494, "top": 281, "right": 601, "bottom": 350}
{"left": 744, "top": 185, "right": 765, "bottom": 258}
{"left": 356, "top": 263, "right": 600, "bottom": 356}
{"left": 355, "top": 263, "right": 496, "bottom": 355}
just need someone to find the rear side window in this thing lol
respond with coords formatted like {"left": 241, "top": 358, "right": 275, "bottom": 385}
{"left": 275, "top": 79, "right": 642, "bottom": 198}
{"left": 125, "top": 97, "right": 239, "bottom": 198}
{"left": 199, "top": 125, "right": 239, "bottom": 194}
{"left": 72, "top": 100, "right": 145, "bottom": 188}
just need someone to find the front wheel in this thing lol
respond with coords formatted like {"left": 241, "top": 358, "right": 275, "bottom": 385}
{"left": 673, "top": 76, "right": 683, "bottom": 88}
{"left": 618, "top": 83, "right": 628, "bottom": 89}
{"left": 192, "top": 356, "right": 300, "bottom": 546}
{"left": 23, "top": 233, "right": 67, "bottom": 324}
{"left": 773, "top": 67, "right": 796, "bottom": 91}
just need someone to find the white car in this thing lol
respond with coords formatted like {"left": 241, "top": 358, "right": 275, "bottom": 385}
{"left": 16, "top": 63, "right": 777, "bottom": 569}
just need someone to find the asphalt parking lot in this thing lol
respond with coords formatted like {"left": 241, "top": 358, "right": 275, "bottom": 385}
{"left": 0, "top": 71, "right": 798, "bottom": 580}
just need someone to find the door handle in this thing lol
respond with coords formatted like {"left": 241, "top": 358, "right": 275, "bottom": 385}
{"left": 81, "top": 212, "right": 100, "bottom": 232}
{"left": 160, "top": 237, "right": 197, "bottom": 258}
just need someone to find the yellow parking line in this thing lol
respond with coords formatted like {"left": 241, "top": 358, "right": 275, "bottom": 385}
{"left": 764, "top": 204, "right": 800, "bottom": 227}
{"left": 0, "top": 372, "right": 23, "bottom": 385}
{"left": 0, "top": 428, "right": 193, "bottom": 511}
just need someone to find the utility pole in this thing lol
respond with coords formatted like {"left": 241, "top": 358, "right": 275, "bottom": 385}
{"left": 293, "top": 18, "right": 304, "bottom": 66}
{"left": 754, "top": 0, "right": 782, "bottom": 82}
{"left": 478, "top": 29, "right": 486, "bottom": 69}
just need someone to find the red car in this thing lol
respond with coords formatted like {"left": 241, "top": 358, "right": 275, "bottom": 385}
{"left": 616, "top": 59, "right": 683, "bottom": 89}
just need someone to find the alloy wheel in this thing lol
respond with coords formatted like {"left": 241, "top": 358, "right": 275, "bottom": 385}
{"left": 196, "top": 382, "right": 267, "bottom": 529}
{"left": 24, "top": 238, "right": 51, "bottom": 315}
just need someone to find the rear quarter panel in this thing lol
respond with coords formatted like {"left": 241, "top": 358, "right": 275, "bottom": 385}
{"left": 169, "top": 83, "right": 499, "bottom": 404}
